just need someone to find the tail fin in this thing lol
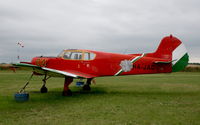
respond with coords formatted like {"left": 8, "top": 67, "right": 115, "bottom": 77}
{"left": 151, "top": 35, "right": 189, "bottom": 72}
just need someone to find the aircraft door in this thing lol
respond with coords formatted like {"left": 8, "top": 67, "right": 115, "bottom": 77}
{"left": 81, "top": 52, "right": 96, "bottom": 72}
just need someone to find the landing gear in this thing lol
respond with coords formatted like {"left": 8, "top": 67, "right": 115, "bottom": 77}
{"left": 40, "top": 85, "right": 48, "bottom": 93}
{"left": 62, "top": 89, "right": 72, "bottom": 96}
{"left": 82, "top": 78, "right": 93, "bottom": 91}
{"left": 62, "top": 77, "right": 73, "bottom": 96}
{"left": 83, "top": 84, "right": 91, "bottom": 91}
{"left": 40, "top": 74, "right": 50, "bottom": 93}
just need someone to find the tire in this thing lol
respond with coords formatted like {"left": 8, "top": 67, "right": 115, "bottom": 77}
{"left": 40, "top": 86, "right": 48, "bottom": 93}
{"left": 83, "top": 84, "right": 91, "bottom": 91}
{"left": 62, "top": 89, "right": 72, "bottom": 96}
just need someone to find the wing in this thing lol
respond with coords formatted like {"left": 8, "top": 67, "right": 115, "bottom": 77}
{"left": 14, "top": 63, "right": 96, "bottom": 78}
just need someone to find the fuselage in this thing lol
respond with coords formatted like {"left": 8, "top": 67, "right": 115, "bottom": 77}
{"left": 31, "top": 49, "right": 172, "bottom": 77}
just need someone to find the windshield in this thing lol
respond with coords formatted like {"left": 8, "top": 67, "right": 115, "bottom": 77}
{"left": 57, "top": 50, "right": 65, "bottom": 57}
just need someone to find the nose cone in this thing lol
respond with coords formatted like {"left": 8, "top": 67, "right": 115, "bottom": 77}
{"left": 31, "top": 57, "right": 49, "bottom": 67}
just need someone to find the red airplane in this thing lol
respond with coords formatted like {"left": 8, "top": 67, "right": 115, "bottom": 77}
{"left": 15, "top": 35, "right": 189, "bottom": 96}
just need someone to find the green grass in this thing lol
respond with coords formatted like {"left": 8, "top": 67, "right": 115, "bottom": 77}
{"left": 0, "top": 70, "right": 200, "bottom": 125}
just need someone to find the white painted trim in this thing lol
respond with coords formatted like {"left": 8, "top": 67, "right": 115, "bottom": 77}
{"left": 114, "top": 69, "right": 123, "bottom": 76}
{"left": 114, "top": 53, "right": 145, "bottom": 76}
{"left": 42, "top": 67, "right": 78, "bottom": 78}
{"left": 172, "top": 43, "right": 187, "bottom": 65}
{"left": 130, "top": 56, "right": 141, "bottom": 63}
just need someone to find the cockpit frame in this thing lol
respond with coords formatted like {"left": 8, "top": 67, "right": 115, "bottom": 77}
{"left": 58, "top": 49, "right": 96, "bottom": 61}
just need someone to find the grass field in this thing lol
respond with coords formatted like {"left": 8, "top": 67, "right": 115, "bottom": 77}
{"left": 0, "top": 70, "right": 200, "bottom": 125}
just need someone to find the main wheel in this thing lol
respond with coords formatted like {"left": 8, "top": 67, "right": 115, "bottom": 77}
{"left": 83, "top": 84, "right": 91, "bottom": 91}
{"left": 62, "top": 89, "right": 72, "bottom": 96}
{"left": 40, "top": 86, "right": 48, "bottom": 93}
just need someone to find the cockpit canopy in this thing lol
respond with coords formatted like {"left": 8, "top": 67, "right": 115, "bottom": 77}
{"left": 58, "top": 49, "right": 96, "bottom": 60}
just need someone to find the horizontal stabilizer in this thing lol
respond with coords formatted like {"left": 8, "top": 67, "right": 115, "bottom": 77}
{"left": 154, "top": 60, "right": 176, "bottom": 64}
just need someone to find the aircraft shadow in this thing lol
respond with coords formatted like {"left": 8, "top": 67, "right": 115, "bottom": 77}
{"left": 27, "top": 87, "right": 199, "bottom": 103}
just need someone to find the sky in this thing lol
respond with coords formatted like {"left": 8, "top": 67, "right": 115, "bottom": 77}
{"left": 0, "top": 0, "right": 200, "bottom": 63}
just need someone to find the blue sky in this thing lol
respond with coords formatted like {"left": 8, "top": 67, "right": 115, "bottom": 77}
{"left": 0, "top": 0, "right": 200, "bottom": 63}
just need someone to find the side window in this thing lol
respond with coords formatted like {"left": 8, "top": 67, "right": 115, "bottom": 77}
{"left": 63, "top": 52, "right": 71, "bottom": 59}
{"left": 71, "top": 52, "right": 82, "bottom": 60}
{"left": 90, "top": 53, "right": 95, "bottom": 60}
{"left": 84, "top": 53, "right": 89, "bottom": 60}
{"left": 62, "top": 51, "right": 95, "bottom": 60}
{"left": 84, "top": 52, "right": 95, "bottom": 60}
